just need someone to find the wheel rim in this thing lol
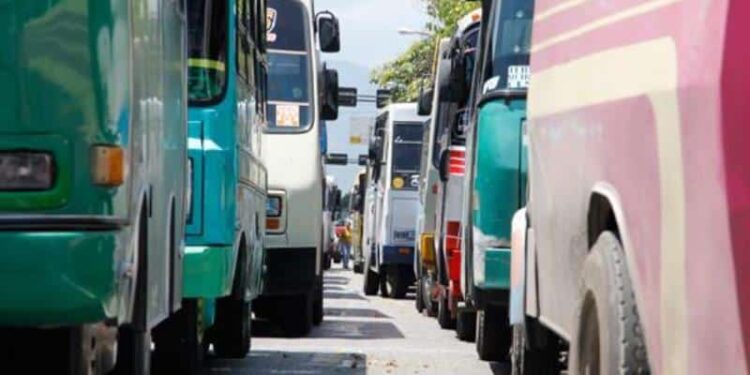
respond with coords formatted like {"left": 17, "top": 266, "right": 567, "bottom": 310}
{"left": 578, "top": 296, "right": 600, "bottom": 375}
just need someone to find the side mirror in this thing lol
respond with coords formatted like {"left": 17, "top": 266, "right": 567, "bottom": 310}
{"left": 358, "top": 154, "right": 368, "bottom": 166}
{"left": 325, "top": 153, "right": 348, "bottom": 165}
{"left": 321, "top": 65, "right": 339, "bottom": 120}
{"left": 368, "top": 129, "right": 384, "bottom": 160}
{"left": 376, "top": 89, "right": 391, "bottom": 109}
{"left": 417, "top": 88, "right": 433, "bottom": 116}
{"left": 438, "top": 150, "right": 449, "bottom": 182}
{"left": 317, "top": 11, "right": 341, "bottom": 53}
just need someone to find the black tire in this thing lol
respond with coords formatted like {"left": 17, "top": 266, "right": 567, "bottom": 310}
{"left": 511, "top": 321, "right": 562, "bottom": 375}
{"left": 426, "top": 295, "right": 438, "bottom": 317}
{"left": 456, "top": 308, "right": 477, "bottom": 342}
{"left": 363, "top": 257, "right": 379, "bottom": 296}
{"left": 437, "top": 293, "right": 456, "bottom": 329}
{"left": 153, "top": 299, "right": 203, "bottom": 375}
{"left": 568, "top": 232, "right": 650, "bottom": 375}
{"left": 213, "top": 242, "right": 252, "bottom": 359}
{"left": 212, "top": 297, "right": 251, "bottom": 358}
{"left": 476, "top": 306, "right": 511, "bottom": 362}
{"left": 113, "top": 326, "right": 151, "bottom": 375}
{"left": 415, "top": 264, "right": 425, "bottom": 313}
{"left": 280, "top": 294, "right": 313, "bottom": 337}
{"left": 353, "top": 262, "right": 364, "bottom": 274}
{"left": 59, "top": 326, "right": 100, "bottom": 375}
{"left": 313, "top": 278, "right": 324, "bottom": 326}
{"left": 381, "top": 267, "right": 408, "bottom": 299}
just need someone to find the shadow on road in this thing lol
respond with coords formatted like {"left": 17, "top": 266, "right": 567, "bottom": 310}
{"left": 308, "top": 319, "right": 405, "bottom": 340}
{"left": 323, "top": 284, "right": 349, "bottom": 291}
{"left": 323, "top": 291, "right": 367, "bottom": 300}
{"left": 252, "top": 317, "right": 404, "bottom": 340}
{"left": 322, "top": 276, "right": 351, "bottom": 286}
{"left": 324, "top": 307, "right": 391, "bottom": 319}
{"left": 204, "top": 350, "right": 367, "bottom": 374}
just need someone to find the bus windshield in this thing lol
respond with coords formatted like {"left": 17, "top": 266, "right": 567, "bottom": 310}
{"left": 487, "top": 0, "right": 534, "bottom": 91}
{"left": 392, "top": 123, "right": 423, "bottom": 191}
{"left": 266, "top": 0, "right": 313, "bottom": 131}
{"left": 187, "top": 0, "right": 228, "bottom": 105}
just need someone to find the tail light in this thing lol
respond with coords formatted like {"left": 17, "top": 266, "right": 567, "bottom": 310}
{"left": 445, "top": 220, "right": 462, "bottom": 286}
{"left": 448, "top": 146, "right": 465, "bottom": 177}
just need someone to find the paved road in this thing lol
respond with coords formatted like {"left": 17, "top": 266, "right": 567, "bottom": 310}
{"left": 204, "top": 265, "right": 509, "bottom": 375}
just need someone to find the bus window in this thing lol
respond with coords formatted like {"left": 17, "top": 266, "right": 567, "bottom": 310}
{"left": 462, "top": 27, "right": 480, "bottom": 104}
{"left": 266, "top": 0, "right": 313, "bottom": 130}
{"left": 188, "top": 0, "right": 229, "bottom": 104}
{"left": 486, "top": 0, "right": 534, "bottom": 91}
{"left": 392, "top": 123, "right": 423, "bottom": 190}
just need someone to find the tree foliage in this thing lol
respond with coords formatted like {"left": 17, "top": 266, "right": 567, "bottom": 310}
{"left": 370, "top": 0, "right": 479, "bottom": 102}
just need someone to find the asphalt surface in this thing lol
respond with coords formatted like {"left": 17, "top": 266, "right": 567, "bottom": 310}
{"left": 204, "top": 264, "right": 509, "bottom": 375}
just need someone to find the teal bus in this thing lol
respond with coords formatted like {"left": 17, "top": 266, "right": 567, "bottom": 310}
{"left": 460, "top": 0, "right": 534, "bottom": 361}
{"left": 0, "top": 0, "right": 188, "bottom": 373}
{"left": 169, "top": 0, "right": 269, "bottom": 370}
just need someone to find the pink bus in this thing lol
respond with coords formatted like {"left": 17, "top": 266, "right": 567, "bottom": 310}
{"left": 509, "top": 0, "right": 750, "bottom": 374}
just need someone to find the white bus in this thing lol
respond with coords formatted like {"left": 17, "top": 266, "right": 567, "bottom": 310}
{"left": 258, "top": 0, "right": 340, "bottom": 337}
{"left": 363, "top": 103, "right": 428, "bottom": 299}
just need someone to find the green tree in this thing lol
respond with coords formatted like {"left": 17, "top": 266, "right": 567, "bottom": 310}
{"left": 370, "top": 0, "right": 479, "bottom": 102}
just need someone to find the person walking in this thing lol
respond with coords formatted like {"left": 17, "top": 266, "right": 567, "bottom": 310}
{"left": 339, "top": 221, "right": 353, "bottom": 269}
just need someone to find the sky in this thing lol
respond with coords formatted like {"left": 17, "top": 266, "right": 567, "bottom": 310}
{"left": 316, "top": 0, "right": 429, "bottom": 192}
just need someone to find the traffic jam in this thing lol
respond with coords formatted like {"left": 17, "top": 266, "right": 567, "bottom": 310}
{"left": 0, "top": 0, "right": 748, "bottom": 374}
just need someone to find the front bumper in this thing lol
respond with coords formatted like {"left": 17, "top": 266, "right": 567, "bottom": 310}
{"left": 0, "top": 230, "right": 118, "bottom": 326}
{"left": 183, "top": 245, "right": 235, "bottom": 299}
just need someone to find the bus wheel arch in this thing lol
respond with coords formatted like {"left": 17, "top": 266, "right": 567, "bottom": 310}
{"left": 233, "top": 234, "right": 249, "bottom": 299}
{"left": 587, "top": 190, "right": 621, "bottom": 250}
{"left": 113, "top": 197, "right": 152, "bottom": 374}
{"left": 212, "top": 234, "right": 251, "bottom": 358}
{"left": 168, "top": 196, "right": 179, "bottom": 313}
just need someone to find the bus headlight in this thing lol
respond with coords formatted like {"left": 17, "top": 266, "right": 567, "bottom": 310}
{"left": 0, "top": 152, "right": 55, "bottom": 191}
{"left": 266, "top": 196, "right": 282, "bottom": 217}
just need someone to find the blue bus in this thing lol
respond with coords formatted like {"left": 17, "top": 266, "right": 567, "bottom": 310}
{"left": 165, "top": 0, "right": 269, "bottom": 370}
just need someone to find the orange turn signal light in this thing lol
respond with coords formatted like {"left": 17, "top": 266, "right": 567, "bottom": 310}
{"left": 266, "top": 217, "right": 281, "bottom": 231}
{"left": 91, "top": 146, "right": 125, "bottom": 186}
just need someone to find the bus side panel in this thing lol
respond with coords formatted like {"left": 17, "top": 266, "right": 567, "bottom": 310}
{"left": 471, "top": 99, "right": 526, "bottom": 292}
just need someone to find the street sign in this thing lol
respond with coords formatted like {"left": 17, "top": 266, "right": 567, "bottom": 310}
{"left": 325, "top": 153, "right": 348, "bottom": 165}
{"left": 339, "top": 87, "right": 358, "bottom": 107}
{"left": 376, "top": 89, "right": 391, "bottom": 109}
{"left": 349, "top": 115, "right": 374, "bottom": 145}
